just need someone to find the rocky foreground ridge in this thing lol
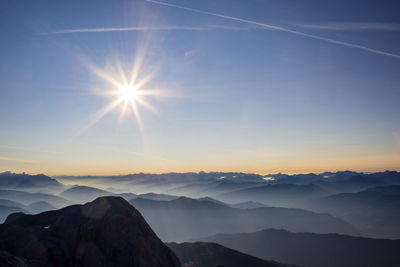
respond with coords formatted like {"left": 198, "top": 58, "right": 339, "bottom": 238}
{"left": 0, "top": 196, "right": 181, "bottom": 267}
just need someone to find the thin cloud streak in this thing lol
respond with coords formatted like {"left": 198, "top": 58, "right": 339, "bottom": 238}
{"left": 44, "top": 25, "right": 248, "bottom": 35}
{"left": 0, "top": 156, "right": 37, "bottom": 163}
{"left": 294, "top": 22, "right": 400, "bottom": 31}
{"left": 146, "top": 0, "right": 400, "bottom": 59}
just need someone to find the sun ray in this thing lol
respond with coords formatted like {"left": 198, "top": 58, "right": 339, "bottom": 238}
{"left": 78, "top": 57, "right": 121, "bottom": 88}
{"left": 129, "top": 44, "right": 149, "bottom": 86}
{"left": 135, "top": 96, "right": 159, "bottom": 115}
{"left": 120, "top": 99, "right": 129, "bottom": 119}
{"left": 115, "top": 60, "right": 128, "bottom": 85}
{"left": 136, "top": 88, "right": 169, "bottom": 97}
{"left": 77, "top": 97, "right": 124, "bottom": 136}
{"left": 132, "top": 71, "right": 155, "bottom": 89}
{"left": 76, "top": 42, "right": 169, "bottom": 132}
{"left": 129, "top": 99, "right": 143, "bottom": 129}
{"left": 89, "top": 98, "right": 124, "bottom": 126}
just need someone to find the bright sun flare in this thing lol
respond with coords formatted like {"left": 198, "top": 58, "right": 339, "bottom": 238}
{"left": 118, "top": 84, "right": 139, "bottom": 101}
{"left": 79, "top": 56, "right": 165, "bottom": 133}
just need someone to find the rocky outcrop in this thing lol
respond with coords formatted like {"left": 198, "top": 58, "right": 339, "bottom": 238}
{"left": 0, "top": 196, "right": 181, "bottom": 267}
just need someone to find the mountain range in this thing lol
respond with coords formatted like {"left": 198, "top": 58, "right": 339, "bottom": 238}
{"left": 129, "top": 196, "right": 358, "bottom": 241}
{"left": 167, "top": 242, "right": 292, "bottom": 267}
{"left": 199, "top": 228, "right": 400, "bottom": 267}
{"left": 0, "top": 196, "right": 293, "bottom": 267}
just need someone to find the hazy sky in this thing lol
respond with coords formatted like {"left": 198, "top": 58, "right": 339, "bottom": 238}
{"left": 1, "top": 0, "right": 400, "bottom": 175}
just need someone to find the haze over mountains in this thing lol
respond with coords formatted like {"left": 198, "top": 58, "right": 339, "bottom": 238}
{"left": 200, "top": 229, "right": 400, "bottom": 267}
{"left": 129, "top": 197, "right": 357, "bottom": 241}
{"left": 1, "top": 170, "right": 400, "bottom": 266}
{"left": 167, "top": 242, "right": 292, "bottom": 267}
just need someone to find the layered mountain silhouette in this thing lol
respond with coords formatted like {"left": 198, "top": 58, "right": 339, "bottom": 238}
{"left": 0, "top": 205, "right": 27, "bottom": 224}
{"left": 0, "top": 171, "right": 64, "bottom": 194}
{"left": 0, "top": 190, "right": 70, "bottom": 209}
{"left": 130, "top": 196, "right": 358, "bottom": 241}
{"left": 0, "top": 199, "right": 56, "bottom": 222}
{"left": 57, "top": 172, "right": 266, "bottom": 197}
{"left": 59, "top": 186, "right": 114, "bottom": 203}
{"left": 200, "top": 229, "right": 400, "bottom": 267}
{"left": 216, "top": 183, "right": 326, "bottom": 207}
{"left": 59, "top": 185, "right": 178, "bottom": 204}
{"left": 1, "top": 170, "right": 400, "bottom": 266}
{"left": 167, "top": 242, "right": 292, "bottom": 267}
{"left": 0, "top": 196, "right": 181, "bottom": 267}
{"left": 54, "top": 171, "right": 400, "bottom": 210}
{"left": 309, "top": 185, "right": 400, "bottom": 238}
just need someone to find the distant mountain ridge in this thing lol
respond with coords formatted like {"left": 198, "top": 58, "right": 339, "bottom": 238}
{"left": 200, "top": 228, "right": 400, "bottom": 267}
{"left": 0, "top": 196, "right": 293, "bottom": 267}
{"left": 0, "top": 198, "right": 55, "bottom": 222}
{"left": 309, "top": 185, "right": 400, "bottom": 238}
{"left": 59, "top": 185, "right": 113, "bottom": 203}
{"left": 130, "top": 196, "right": 358, "bottom": 241}
{"left": 55, "top": 171, "right": 400, "bottom": 199}
{"left": 0, "top": 171, "right": 64, "bottom": 194}
{"left": 58, "top": 185, "right": 179, "bottom": 203}
{"left": 216, "top": 183, "right": 326, "bottom": 207}
{"left": 0, "top": 190, "right": 70, "bottom": 208}
{"left": 167, "top": 242, "right": 292, "bottom": 267}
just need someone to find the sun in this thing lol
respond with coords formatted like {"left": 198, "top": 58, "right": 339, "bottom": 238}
{"left": 77, "top": 56, "right": 166, "bottom": 133}
{"left": 117, "top": 84, "right": 139, "bottom": 102}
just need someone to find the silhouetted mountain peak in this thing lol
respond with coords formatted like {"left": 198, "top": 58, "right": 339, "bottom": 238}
{"left": 0, "top": 196, "right": 181, "bottom": 267}
{"left": 80, "top": 196, "right": 135, "bottom": 219}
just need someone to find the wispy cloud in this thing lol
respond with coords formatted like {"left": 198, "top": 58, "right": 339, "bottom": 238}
{"left": 294, "top": 22, "right": 400, "bottom": 31}
{"left": 184, "top": 49, "right": 196, "bottom": 58}
{"left": 43, "top": 25, "right": 248, "bottom": 35}
{"left": 0, "top": 156, "right": 37, "bottom": 163}
{"left": 145, "top": 0, "right": 400, "bottom": 60}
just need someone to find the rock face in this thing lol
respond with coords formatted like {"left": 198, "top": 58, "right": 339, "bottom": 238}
{"left": 0, "top": 196, "right": 181, "bottom": 267}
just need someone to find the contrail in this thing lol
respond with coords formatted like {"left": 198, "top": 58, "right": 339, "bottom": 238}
{"left": 44, "top": 25, "right": 246, "bottom": 35}
{"left": 146, "top": 0, "right": 400, "bottom": 59}
{"left": 294, "top": 22, "right": 400, "bottom": 32}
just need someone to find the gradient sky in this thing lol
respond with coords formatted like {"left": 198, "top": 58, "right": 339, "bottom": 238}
{"left": 1, "top": 0, "right": 400, "bottom": 175}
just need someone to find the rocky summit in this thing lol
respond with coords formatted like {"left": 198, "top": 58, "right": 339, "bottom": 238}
{"left": 0, "top": 196, "right": 181, "bottom": 267}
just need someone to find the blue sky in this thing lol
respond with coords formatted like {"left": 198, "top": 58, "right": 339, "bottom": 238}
{"left": 0, "top": 0, "right": 399, "bottom": 174}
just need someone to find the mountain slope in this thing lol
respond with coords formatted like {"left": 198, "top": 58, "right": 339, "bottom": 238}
{"left": 0, "top": 199, "right": 26, "bottom": 209}
{"left": 0, "top": 172, "right": 64, "bottom": 194}
{"left": 167, "top": 242, "right": 291, "bottom": 267}
{"left": 216, "top": 183, "right": 326, "bottom": 207}
{"left": 59, "top": 186, "right": 113, "bottom": 203}
{"left": 0, "top": 196, "right": 181, "bottom": 267}
{"left": 200, "top": 229, "right": 400, "bottom": 267}
{"left": 0, "top": 190, "right": 70, "bottom": 208}
{"left": 130, "top": 197, "right": 358, "bottom": 241}
{"left": 310, "top": 185, "right": 400, "bottom": 238}
{"left": 26, "top": 201, "right": 55, "bottom": 214}
{"left": 0, "top": 206, "right": 27, "bottom": 223}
